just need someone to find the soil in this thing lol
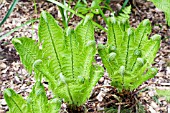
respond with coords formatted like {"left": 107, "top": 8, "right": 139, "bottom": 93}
{"left": 0, "top": 0, "right": 170, "bottom": 113}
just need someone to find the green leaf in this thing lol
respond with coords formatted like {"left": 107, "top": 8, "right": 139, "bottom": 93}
{"left": 12, "top": 38, "right": 41, "bottom": 74}
{"left": 47, "top": 98, "right": 61, "bottom": 113}
{"left": 156, "top": 89, "right": 170, "bottom": 102}
{"left": 27, "top": 82, "right": 48, "bottom": 113}
{"left": 12, "top": 38, "right": 42, "bottom": 81}
{"left": 0, "top": 0, "right": 19, "bottom": 27}
{"left": 4, "top": 89, "right": 27, "bottom": 113}
{"left": 98, "top": 44, "right": 116, "bottom": 76}
{"left": 47, "top": 0, "right": 107, "bottom": 32}
{"left": 0, "top": 19, "right": 38, "bottom": 41}
{"left": 149, "top": 0, "right": 170, "bottom": 26}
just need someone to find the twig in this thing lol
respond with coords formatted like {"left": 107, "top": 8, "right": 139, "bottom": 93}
{"left": 117, "top": 105, "right": 121, "bottom": 113}
{"left": 133, "top": 82, "right": 155, "bottom": 95}
{"left": 156, "top": 87, "right": 170, "bottom": 90}
{"left": 129, "top": 96, "right": 138, "bottom": 109}
{"left": 159, "top": 83, "right": 170, "bottom": 86}
{"left": 100, "top": 100, "right": 117, "bottom": 107}
{"left": 94, "top": 85, "right": 114, "bottom": 89}
{"left": 115, "top": 102, "right": 131, "bottom": 105}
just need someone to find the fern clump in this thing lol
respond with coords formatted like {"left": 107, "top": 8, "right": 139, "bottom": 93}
{"left": 98, "top": 7, "right": 161, "bottom": 91}
{"left": 4, "top": 82, "right": 61, "bottom": 113}
{"left": 12, "top": 11, "right": 103, "bottom": 108}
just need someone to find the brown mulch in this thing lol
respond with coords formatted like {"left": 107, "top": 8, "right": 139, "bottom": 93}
{"left": 0, "top": 0, "right": 170, "bottom": 113}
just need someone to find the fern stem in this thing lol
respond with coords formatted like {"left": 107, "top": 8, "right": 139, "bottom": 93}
{"left": 112, "top": 24, "right": 117, "bottom": 47}
{"left": 10, "top": 98, "right": 24, "bottom": 113}
{"left": 66, "top": 85, "right": 74, "bottom": 105}
{"left": 131, "top": 28, "right": 146, "bottom": 71}
{"left": 125, "top": 33, "right": 130, "bottom": 69}
{"left": 70, "top": 33, "right": 74, "bottom": 78}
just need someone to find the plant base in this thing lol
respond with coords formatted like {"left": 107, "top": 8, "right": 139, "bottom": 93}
{"left": 66, "top": 104, "right": 86, "bottom": 113}
{"left": 102, "top": 88, "right": 144, "bottom": 112}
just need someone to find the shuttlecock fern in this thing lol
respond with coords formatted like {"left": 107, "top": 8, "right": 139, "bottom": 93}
{"left": 12, "top": 11, "right": 103, "bottom": 106}
{"left": 98, "top": 7, "right": 161, "bottom": 91}
{"left": 4, "top": 82, "right": 61, "bottom": 113}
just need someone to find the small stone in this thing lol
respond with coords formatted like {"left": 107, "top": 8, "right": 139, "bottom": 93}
{"left": 97, "top": 103, "right": 104, "bottom": 111}
{"left": 151, "top": 101, "right": 158, "bottom": 109}
{"left": 149, "top": 106, "right": 156, "bottom": 113}
{"left": 14, "top": 76, "right": 20, "bottom": 82}
{"left": 96, "top": 91, "right": 105, "bottom": 102}
{"left": 148, "top": 91, "right": 155, "bottom": 97}
{"left": 0, "top": 109, "right": 5, "bottom": 113}
{"left": 167, "top": 67, "right": 170, "bottom": 75}
{"left": 163, "top": 101, "right": 167, "bottom": 105}
{"left": 25, "top": 88, "right": 32, "bottom": 93}
{"left": 98, "top": 77, "right": 104, "bottom": 84}
{"left": 0, "top": 99, "right": 6, "bottom": 106}
{"left": 0, "top": 62, "right": 6, "bottom": 69}
{"left": 20, "top": 84, "right": 26, "bottom": 90}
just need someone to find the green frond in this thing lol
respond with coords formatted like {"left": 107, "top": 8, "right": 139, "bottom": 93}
{"left": 38, "top": 11, "right": 65, "bottom": 79}
{"left": 12, "top": 38, "right": 42, "bottom": 74}
{"left": 12, "top": 38, "right": 43, "bottom": 81}
{"left": 98, "top": 44, "right": 117, "bottom": 75}
{"left": 27, "top": 82, "right": 48, "bottom": 113}
{"left": 4, "top": 89, "right": 27, "bottom": 113}
{"left": 117, "top": 6, "right": 131, "bottom": 22}
{"left": 69, "top": 64, "right": 103, "bottom": 106}
{"left": 47, "top": 98, "right": 62, "bottom": 113}
{"left": 149, "top": 0, "right": 170, "bottom": 26}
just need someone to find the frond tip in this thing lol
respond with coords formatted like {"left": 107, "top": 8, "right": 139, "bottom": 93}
{"left": 33, "top": 59, "right": 42, "bottom": 68}
{"left": 12, "top": 38, "right": 22, "bottom": 44}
